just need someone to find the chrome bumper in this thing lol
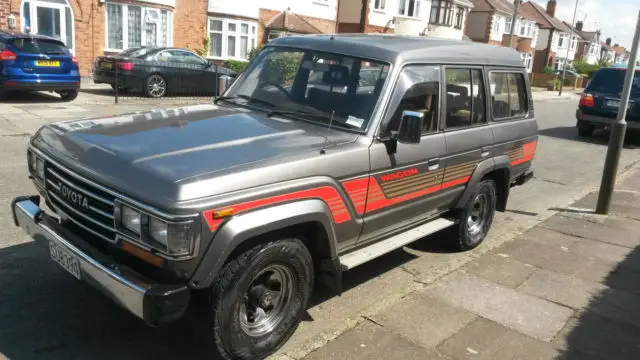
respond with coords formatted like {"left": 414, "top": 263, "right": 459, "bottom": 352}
{"left": 11, "top": 196, "right": 190, "bottom": 326}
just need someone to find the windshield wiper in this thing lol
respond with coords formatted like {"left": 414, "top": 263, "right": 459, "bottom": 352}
{"left": 267, "top": 109, "right": 359, "bottom": 129}
{"left": 214, "top": 94, "right": 275, "bottom": 108}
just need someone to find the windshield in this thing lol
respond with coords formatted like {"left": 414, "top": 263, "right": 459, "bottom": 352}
{"left": 588, "top": 68, "right": 640, "bottom": 96}
{"left": 11, "top": 38, "right": 69, "bottom": 55}
{"left": 223, "top": 46, "right": 390, "bottom": 131}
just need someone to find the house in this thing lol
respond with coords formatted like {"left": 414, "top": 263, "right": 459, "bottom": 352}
{"left": 465, "top": 0, "right": 539, "bottom": 73}
{"left": 600, "top": 39, "right": 615, "bottom": 64}
{"left": 0, "top": 0, "right": 338, "bottom": 75}
{"left": 611, "top": 44, "right": 630, "bottom": 65}
{"left": 336, "top": 0, "right": 475, "bottom": 40}
{"left": 520, "top": 0, "right": 580, "bottom": 73}
{"left": 574, "top": 21, "right": 601, "bottom": 65}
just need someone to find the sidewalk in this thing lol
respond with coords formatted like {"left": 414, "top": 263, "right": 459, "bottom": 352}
{"left": 294, "top": 170, "right": 640, "bottom": 360}
{"left": 532, "top": 90, "right": 581, "bottom": 102}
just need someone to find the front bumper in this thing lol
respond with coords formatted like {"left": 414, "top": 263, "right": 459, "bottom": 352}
{"left": 576, "top": 110, "right": 640, "bottom": 130}
{"left": 11, "top": 196, "right": 190, "bottom": 327}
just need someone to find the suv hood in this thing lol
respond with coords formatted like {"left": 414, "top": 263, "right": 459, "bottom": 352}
{"left": 32, "top": 104, "right": 358, "bottom": 203}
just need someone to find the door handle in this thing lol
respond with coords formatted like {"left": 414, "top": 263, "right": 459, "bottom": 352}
{"left": 481, "top": 147, "right": 491, "bottom": 157}
{"left": 427, "top": 158, "right": 440, "bottom": 171}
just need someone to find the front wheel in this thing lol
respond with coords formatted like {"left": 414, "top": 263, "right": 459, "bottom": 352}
{"left": 58, "top": 89, "right": 79, "bottom": 101}
{"left": 208, "top": 238, "right": 314, "bottom": 360}
{"left": 452, "top": 179, "right": 497, "bottom": 251}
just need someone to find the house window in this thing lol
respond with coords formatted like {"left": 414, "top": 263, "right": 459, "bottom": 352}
{"left": 430, "top": 0, "right": 455, "bottom": 26}
{"left": 492, "top": 14, "right": 501, "bottom": 33}
{"left": 558, "top": 34, "right": 565, "bottom": 47}
{"left": 520, "top": 52, "right": 532, "bottom": 72}
{"left": 208, "top": 17, "right": 257, "bottom": 60}
{"left": 398, "top": 0, "right": 420, "bottom": 18}
{"left": 454, "top": 7, "right": 464, "bottom": 29}
{"left": 374, "top": 0, "right": 386, "bottom": 11}
{"left": 105, "top": 3, "right": 171, "bottom": 51}
{"left": 505, "top": 17, "right": 512, "bottom": 33}
{"left": 570, "top": 35, "right": 577, "bottom": 50}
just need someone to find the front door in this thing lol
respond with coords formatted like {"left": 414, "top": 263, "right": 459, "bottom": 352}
{"left": 22, "top": 0, "right": 74, "bottom": 53}
{"left": 357, "top": 64, "right": 450, "bottom": 243}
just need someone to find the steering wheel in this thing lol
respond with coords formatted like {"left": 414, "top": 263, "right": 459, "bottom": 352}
{"left": 258, "top": 81, "right": 294, "bottom": 101}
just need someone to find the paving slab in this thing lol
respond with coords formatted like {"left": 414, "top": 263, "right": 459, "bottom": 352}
{"left": 569, "top": 237, "right": 635, "bottom": 266}
{"left": 519, "top": 225, "right": 581, "bottom": 250}
{"left": 424, "top": 270, "right": 573, "bottom": 341}
{"left": 302, "top": 321, "right": 448, "bottom": 360}
{"left": 541, "top": 214, "right": 640, "bottom": 248}
{"left": 371, "top": 294, "right": 476, "bottom": 349}
{"left": 437, "top": 317, "right": 562, "bottom": 360}
{"left": 518, "top": 269, "right": 607, "bottom": 309}
{"left": 573, "top": 190, "right": 640, "bottom": 221}
{"left": 461, "top": 253, "right": 536, "bottom": 288}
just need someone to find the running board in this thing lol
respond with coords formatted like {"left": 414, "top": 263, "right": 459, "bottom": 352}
{"left": 339, "top": 217, "right": 456, "bottom": 270}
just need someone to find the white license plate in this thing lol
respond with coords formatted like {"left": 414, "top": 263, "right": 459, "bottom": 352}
{"left": 49, "top": 241, "right": 82, "bottom": 280}
{"left": 606, "top": 100, "right": 620, "bottom": 108}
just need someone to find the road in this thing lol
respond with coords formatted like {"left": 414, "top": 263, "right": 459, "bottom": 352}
{"left": 0, "top": 94, "right": 639, "bottom": 360}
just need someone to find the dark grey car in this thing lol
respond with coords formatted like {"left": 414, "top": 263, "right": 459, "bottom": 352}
{"left": 12, "top": 34, "right": 537, "bottom": 359}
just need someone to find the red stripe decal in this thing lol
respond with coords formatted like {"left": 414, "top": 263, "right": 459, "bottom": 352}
{"left": 511, "top": 140, "right": 538, "bottom": 166}
{"left": 341, "top": 177, "right": 370, "bottom": 215}
{"left": 203, "top": 186, "right": 351, "bottom": 231}
{"left": 441, "top": 176, "right": 471, "bottom": 190}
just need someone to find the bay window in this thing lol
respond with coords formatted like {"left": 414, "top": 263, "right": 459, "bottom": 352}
{"left": 492, "top": 14, "right": 502, "bottom": 33}
{"left": 430, "top": 0, "right": 455, "bottom": 26}
{"left": 518, "top": 21, "right": 533, "bottom": 38}
{"left": 106, "top": 3, "right": 172, "bottom": 51}
{"left": 208, "top": 17, "right": 257, "bottom": 60}
{"left": 454, "top": 6, "right": 464, "bottom": 29}
{"left": 398, "top": 0, "right": 421, "bottom": 18}
{"left": 505, "top": 17, "right": 512, "bottom": 33}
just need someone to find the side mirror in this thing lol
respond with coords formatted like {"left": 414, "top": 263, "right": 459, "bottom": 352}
{"left": 391, "top": 110, "right": 423, "bottom": 144}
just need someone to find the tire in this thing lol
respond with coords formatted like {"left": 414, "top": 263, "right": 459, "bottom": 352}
{"left": 577, "top": 121, "right": 595, "bottom": 137}
{"left": 144, "top": 74, "right": 167, "bottom": 98}
{"left": 207, "top": 238, "right": 314, "bottom": 360}
{"left": 58, "top": 89, "right": 79, "bottom": 101}
{"left": 452, "top": 179, "right": 497, "bottom": 251}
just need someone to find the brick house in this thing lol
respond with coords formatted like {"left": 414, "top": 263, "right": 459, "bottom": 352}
{"left": 336, "top": 0, "right": 475, "bottom": 40}
{"left": 574, "top": 21, "right": 601, "bottom": 65}
{"left": 465, "top": 0, "right": 539, "bottom": 73}
{"left": 520, "top": 0, "right": 579, "bottom": 73}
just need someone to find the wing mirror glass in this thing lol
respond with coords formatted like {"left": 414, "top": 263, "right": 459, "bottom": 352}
{"left": 391, "top": 110, "right": 423, "bottom": 144}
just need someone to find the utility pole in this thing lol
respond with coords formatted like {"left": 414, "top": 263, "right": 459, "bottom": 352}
{"left": 508, "top": 0, "right": 521, "bottom": 48}
{"left": 559, "top": 0, "right": 579, "bottom": 96}
{"left": 595, "top": 9, "right": 640, "bottom": 214}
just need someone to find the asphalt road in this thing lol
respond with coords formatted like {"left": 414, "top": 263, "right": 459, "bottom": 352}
{"left": 0, "top": 96, "right": 639, "bottom": 360}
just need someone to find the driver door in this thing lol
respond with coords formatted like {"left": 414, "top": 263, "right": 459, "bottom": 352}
{"left": 358, "top": 64, "right": 449, "bottom": 244}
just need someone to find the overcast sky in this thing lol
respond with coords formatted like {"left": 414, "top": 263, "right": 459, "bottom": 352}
{"left": 530, "top": 0, "right": 639, "bottom": 49}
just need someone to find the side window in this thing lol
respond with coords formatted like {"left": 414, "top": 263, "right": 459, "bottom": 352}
{"left": 180, "top": 51, "right": 207, "bottom": 65}
{"left": 444, "top": 68, "right": 486, "bottom": 129}
{"left": 384, "top": 65, "right": 440, "bottom": 135}
{"left": 489, "top": 72, "right": 528, "bottom": 119}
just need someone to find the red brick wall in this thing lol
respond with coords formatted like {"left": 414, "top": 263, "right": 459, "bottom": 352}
{"left": 0, "top": 0, "right": 11, "bottom": 29}
{"left": 337, "top": 22, "right": 361, "bottom": 33}
{"left": 258, "top": 8, "right": 336, "bottom": 46}
{"left": 174, "top": 0, "right": 207, "bottom": 50}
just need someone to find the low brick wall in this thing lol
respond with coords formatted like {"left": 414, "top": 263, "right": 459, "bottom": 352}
{"left": 530, "top": 73, "right": 557, "bottom": 87}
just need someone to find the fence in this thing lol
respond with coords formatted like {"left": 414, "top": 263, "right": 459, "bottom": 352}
{"left": 530, "top": 72, "right": 587, "bottom": 90}
{"left": 89, "top": 58, "right": 238, "bottom": 104}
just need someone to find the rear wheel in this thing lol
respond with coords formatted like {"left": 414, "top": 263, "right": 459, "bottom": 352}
{"left": 58, "top": 90, "right": 79, "bottom": 101}
{"left": 145, "top": 74, "right": 167, "bottom": 98}
{"left": 206, "top": 238, "right": 314, "bottom": 360}
{"left": 452, "top": 179, "right": 497, "bottom": 251}
{"left": 577, "top": 121, "right": 595, "bottom": 137}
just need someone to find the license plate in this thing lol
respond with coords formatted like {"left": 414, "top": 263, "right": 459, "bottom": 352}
{"left": 49, "top": 241, "right": 82, "bottom": 280}
{"left": 35, "top": 60, "right": 60, "bottom": 67}
{"left": 606, "top": 100, "right": 620, "bottom": 108}
{"left": 100, "top": 62, "right": 113, "bottom": 70}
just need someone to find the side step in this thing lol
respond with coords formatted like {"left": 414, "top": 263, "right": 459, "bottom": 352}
{"left": 339, "top": 217, "right": 456, "bottom": 270}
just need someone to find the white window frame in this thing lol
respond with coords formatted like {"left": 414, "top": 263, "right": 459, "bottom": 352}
{"left": 373, "top": 0, "right": 386, "bottom": 11}
{"left": 104, "top": 3, "right": 173, "bottom": 52}
{"left": 492, "top": 14, "right": 502, "bottom": 34}
{"left": 520, "top": 52, "right": 532, "bottom": 72}
{"left": 207, "top": 17, "right": 257, "bottom": 61}
{"left": 398, "top": 0, "right": 421, "bottom": 18}
{"left": 21, "top": 0, "right": 76, "bottom": 54}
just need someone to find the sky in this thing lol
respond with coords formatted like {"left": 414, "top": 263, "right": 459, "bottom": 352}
{"left": 530, "top": 0, "right": 640, "bottom": 49}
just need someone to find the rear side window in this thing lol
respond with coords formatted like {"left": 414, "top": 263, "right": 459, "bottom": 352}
{"left": 444, "top": 68, "right": 486, "bottom": 129}
{"left": 588, "top": 69, "right": 640, "bottom": 95}
{"left": 10, "top": 38, "right": 69, "bottom": 55}
{"left": 489, "top": 72, "right": 528, "bottom": 119}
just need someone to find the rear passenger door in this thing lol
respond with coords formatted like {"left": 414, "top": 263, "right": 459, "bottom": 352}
{"left": 440, "top": 66, "right": 493, "bottom": 206}
{"left": 486, "top": 70, "right": 538, "bottom": 180}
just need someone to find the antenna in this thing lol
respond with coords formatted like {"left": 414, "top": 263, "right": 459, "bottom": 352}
{"left": 320, "top": 110, "right": 335, "bottom": 154}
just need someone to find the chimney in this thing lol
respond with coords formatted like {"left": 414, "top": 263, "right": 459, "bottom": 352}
{"left": 546, "top": 0, "right": 557, "bottom": 17}
{"left": 606, "top": 37, "right": 612, "bottom": 46}
{"left": 614, "top": 43, "right": 619, "bottom": 47}
{"left": 575, "top": 21, "right": 583, "bottom": 31}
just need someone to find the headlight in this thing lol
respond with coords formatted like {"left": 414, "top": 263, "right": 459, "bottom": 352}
{"left": 121, "top": 205, "right": 141, "bottom": 235}
{"left": 149, "top": 216, "right": 193, "bottom": 255}
{"left": 28, "top": 151, "right": 36, "bottom": 172}
{"left": 35, "top": 157, "right": 45, "bottom": 180}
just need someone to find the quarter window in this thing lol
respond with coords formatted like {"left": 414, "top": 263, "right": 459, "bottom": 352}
{"left": 208, "top": 17, "right": 257, "bottom": 60}
{"left": 106, "top": 3, "right": 171, "bottom": 50}
{"left": 444, "top": 68, "right": 486, "bottom": 129}
{"left": 489, "top": 72, "right": 528, "bottom": 119}
{"left": 385, "top": 65, "right": 441, "bottom": 135}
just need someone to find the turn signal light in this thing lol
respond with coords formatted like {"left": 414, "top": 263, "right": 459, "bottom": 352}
{"left": 212, "top": 208, "right": 235, "bottom": 219}
{"left": 0, "top": 50, "right": 17, "bottom": 61}
{"left": 579, "top": 93, "right": 594, "bottom": 107}
{"left": 118, "top": 62, "right": 134, "bottom": 71}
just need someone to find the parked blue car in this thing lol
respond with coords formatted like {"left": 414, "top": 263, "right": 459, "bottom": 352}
{"left": 0, "top": 30, "right": 80, "bottom": 101}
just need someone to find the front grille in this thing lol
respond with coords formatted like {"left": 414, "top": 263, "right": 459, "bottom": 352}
{"left": 44, "top": 162, "right": 117, "bottom": 243}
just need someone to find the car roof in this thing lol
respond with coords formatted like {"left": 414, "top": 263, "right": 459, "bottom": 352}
{"left": 0, "top": 29, "right": 65, "bottom": 42}
{"left": 267, "top": 33, "right": 524, "bottom": 68}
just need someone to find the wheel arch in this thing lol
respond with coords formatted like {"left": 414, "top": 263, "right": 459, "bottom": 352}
{"left": 190, "top": 199, "right": 339, "bottom": 289}
{"left": 455, "top": 155, "right": 511, "bottom": 212}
